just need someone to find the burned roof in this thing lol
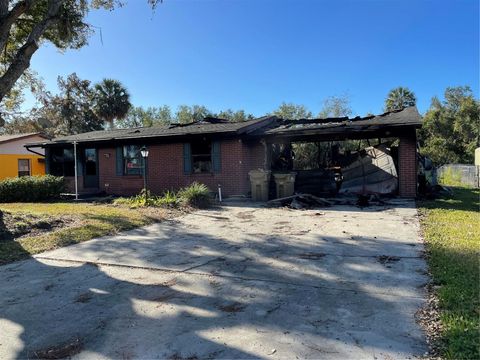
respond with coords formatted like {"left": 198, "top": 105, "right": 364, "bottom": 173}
{"left": 25, "top": 106, "right": 422, "bottom": 148}
{"left": 29, "top": 116, "right": 277, "bottom": 146}
{"left": 253, "top": 106, "right": 422, "bottom": 137}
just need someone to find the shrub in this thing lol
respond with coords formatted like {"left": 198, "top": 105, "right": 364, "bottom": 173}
{"left": 0, "top": 175, "right": 65, "bottom": 202}
{"left": 155, "top": 190, "right": 179, "bottom": 207}
{"left": 113, "top": 189, "right": 179, "bottom": 208}
{"left": 438, "top": 167, "right": 464, "bottom": 187}
{"left": 113, "top": 183, "right": 211, "bottom": 209}
{"left": 178, "top": 182, "right": 211, "bottom": 208}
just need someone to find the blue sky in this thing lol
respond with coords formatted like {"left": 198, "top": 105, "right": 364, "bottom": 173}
{"left": 29, "top": 0, "right": 479, "bottom": 117}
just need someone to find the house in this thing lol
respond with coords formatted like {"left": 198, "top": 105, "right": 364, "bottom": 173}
{"left": 0, "top": 133, "right": 48, "bottom": 181}
{"left": 25, "top": 106, "right": 422, "bottom": 198}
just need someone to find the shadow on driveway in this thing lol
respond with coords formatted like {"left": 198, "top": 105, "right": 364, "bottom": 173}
{"left": 0, "top": 204, "right": 428, "bottom": 359}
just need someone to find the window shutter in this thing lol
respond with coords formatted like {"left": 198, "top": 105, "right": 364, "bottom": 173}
{"left": 183, "top": 143, "right": 192, "bottom": 174}
{"left": 116, "top": 146, "right": 123, "bottom": 176}
{"left": 212, "top": 141, "right": 221, "bottom": 173}
{"left": 45, "top": 148, "right": 51, "bottom": 174}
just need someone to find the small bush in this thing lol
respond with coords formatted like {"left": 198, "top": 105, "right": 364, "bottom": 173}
{"left": 178, "top": 182, "right": 211, "bottom": 208}
{"left": 113, "top": 183, "right": 211, "bottom": 209}
{"left": 0, "top": 175, "right": 65, "bottom": 202}
{"left": 438, "top": 167, "right": 464, "bottom": 187}
{"left": 113, "top": 189, "right": 179, "bottom": 208}
{"left": 155, "top": 190, "right": 179, "bottom": 207}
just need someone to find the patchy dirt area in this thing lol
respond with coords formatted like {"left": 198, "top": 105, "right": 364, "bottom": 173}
{"left": 0, "top": 211, "right": 79, "bottom": 241}
{"left": 0, "top": 200, "right": 428, "bottom": 359}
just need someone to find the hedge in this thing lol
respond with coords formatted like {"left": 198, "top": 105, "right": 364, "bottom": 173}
{"left": 0, "top": 175, "right": 65, "bottom": 202}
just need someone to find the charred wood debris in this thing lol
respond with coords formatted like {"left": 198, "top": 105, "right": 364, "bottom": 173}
{"left": 267, "top": 193, "right": 388, "bottom": 210}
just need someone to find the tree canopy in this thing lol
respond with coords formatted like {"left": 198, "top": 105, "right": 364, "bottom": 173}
{"left": 384, "top": 87, "right": 416, "bottom": 112}
{"left": 318, "top": 95, "right": 352, "bottom": 118}
{"left": 116, "top": 105, "right": 172, "bottom": 128}
{"left": 419, "top": 86, "right": 479, "bottom": 165}
{"left": 272, "top": 102, "right": 313, "bottom": 119}
{"left": 93, "top": 78, "right": 131, "bottom": 129}
{"left": 3, "top": 73, "right": 104, "bottom": 136}
{"left": 0, "top": 0, "right": 160, "bottom": 125}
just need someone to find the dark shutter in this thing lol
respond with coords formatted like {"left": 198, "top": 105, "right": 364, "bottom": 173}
{"left": 212, "top": 141, "right": 221, "bottom": 173}
{"left": 183, "top": 143, "right": 192, "bottom": 174}
{"left": 45, "top": 148, "right": 51, "bottom": 174}
{"left": 116, "top": 146, "right": 123, "bottom": 176}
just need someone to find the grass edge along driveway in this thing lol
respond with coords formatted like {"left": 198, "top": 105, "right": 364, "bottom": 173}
{"left": 0, "top": 202, "right": 171, "bottom": 265}
{"left": 418, "top": 187, "right": 479, "bottom": 360}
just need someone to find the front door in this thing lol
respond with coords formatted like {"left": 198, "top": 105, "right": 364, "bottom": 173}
{"left": 84, "top": 148, "right": 99, "bottom": 188}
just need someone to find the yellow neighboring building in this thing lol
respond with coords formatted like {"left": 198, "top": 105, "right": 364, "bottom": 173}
{"left": 0, "top": 133, "right": 49, "bottom": 181}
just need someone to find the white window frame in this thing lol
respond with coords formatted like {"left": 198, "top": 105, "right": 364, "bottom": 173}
{"left": 18, "top": 159, "right": 31, "bottom": 177}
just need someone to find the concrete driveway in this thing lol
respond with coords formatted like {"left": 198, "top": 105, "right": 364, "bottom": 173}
{"left": 0, "top": 201, "right": 428, "bottom": 359}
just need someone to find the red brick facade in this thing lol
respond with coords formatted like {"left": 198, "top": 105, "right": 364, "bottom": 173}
{"left": 84, "top": 138, "right": 267, "bottom": 197}
{"left": 62, "top": 133, "right": 419, "bottom": 198}
{"left": 398, "top": 131, "right": 417, "bottom": 197}
{"left": 63, "top": 176, "right": 85, "bottom": 193}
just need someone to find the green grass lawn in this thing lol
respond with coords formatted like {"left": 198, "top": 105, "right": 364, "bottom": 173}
{"left": 418, "top": 187, "right": 480, "bottom": 359}
{"left": 0, "top": 202, "right": 171, "bottom": 265}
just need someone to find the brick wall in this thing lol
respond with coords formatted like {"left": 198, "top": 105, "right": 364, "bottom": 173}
{"left": 245, "top": 141, "right": 266, "bottom": 170}
{"left": 99, "top": 147, "right": 144, "bottom": 195}
{"left": 398, "top": 132, "right": 417, "bottom": 197}
{"left": 95, "top": 138, "right": 265, "bottom": 197}
{"left": 63, "top": 176, "right": 84, "bottom": 193}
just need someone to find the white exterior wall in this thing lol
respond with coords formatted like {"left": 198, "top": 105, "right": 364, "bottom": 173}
{"left": 0, "top": 135, "right": 45, "bottom": 155}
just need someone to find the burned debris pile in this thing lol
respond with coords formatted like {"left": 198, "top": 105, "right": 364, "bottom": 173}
{"left": 268, "top": 194, "right": 333, "bottom": 209}
{"left": 268, "top": 193, "right": 389, "bottom": 209}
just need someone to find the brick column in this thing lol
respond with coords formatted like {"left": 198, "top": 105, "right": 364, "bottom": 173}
{"left": 398, "top": 130, "right": 417, "bottom": 197}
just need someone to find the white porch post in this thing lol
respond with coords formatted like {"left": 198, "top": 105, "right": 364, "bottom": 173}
{"left": 73, "top": 141, "right": 79, "bottom": 201}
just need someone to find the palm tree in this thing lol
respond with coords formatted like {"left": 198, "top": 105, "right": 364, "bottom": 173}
{"left": 384, "top": 87, "right": 417, "bottom": 112}
{"left": 93, "top": 79, "right": 131, "bottom": 129}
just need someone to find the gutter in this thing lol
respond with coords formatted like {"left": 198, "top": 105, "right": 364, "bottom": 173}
{"left": 25, "top": 145, "right": 45, "bottom": 157}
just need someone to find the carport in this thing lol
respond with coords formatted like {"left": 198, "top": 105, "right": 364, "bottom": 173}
{"left": 251, "top": 106, "right": 422, "bottom": 198}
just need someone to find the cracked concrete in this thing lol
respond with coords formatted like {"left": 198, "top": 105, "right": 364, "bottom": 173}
{"left": 0, "top": 201, "right": 428, "bottom": 359}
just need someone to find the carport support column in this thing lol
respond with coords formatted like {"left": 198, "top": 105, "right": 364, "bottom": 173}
{"left": 398, "top": 129, "right": 417, "bottom": 198}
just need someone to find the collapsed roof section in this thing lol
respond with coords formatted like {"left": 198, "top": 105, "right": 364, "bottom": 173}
{"left": 252, "top": 106, "right": 422, "bottom": 142}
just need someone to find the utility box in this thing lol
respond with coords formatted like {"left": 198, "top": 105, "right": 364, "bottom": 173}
{"left": 273, "top": 172, "right": 297, "bottom": 198}
{"left": 248, "top": 169, "right": 271, "bottom": 201}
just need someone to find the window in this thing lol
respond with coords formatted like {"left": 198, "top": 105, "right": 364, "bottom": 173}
{"left": 84, "top": 149, "right": 97, "bottom": 176}
{"left": 183, "top": 141, "right": 221, "bottom": 174}
{"left": 123, "top": 145, "right": 143, "bottom": 175}
{"left": 62, "top": 149, "right": 75, "bottom": 176}
{"left": 50, "top": 148, "right": 75, "bottom": 176}
{"left": 18, "top": 159, "right": 30, "bottom": 177}
{"left": 191, "top": 141, "right": 212, "bottom": 173}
